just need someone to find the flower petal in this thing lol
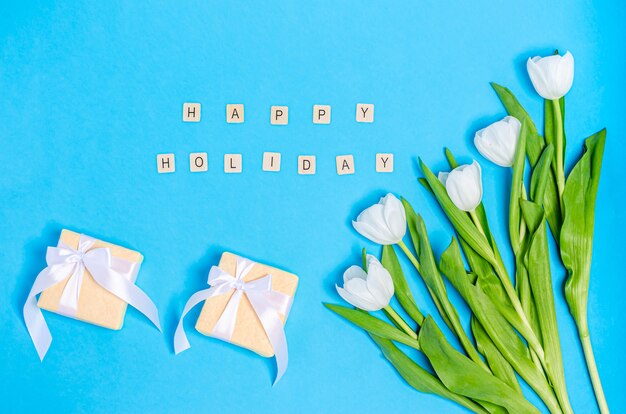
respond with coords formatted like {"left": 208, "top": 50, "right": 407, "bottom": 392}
{"left": 343, "top": 265, "right": 367, "bottom": 283}
{"left": 336, "top": 285, "right": 381, "bottom": 311}
{"left": 353, "top": 201, "right": 397, "bottom": 245}
{"left": 446, "top": 161, "right": 482, "bottom": 211}
{"left": 438, "top": 172, "right": 449, "bottom": 185}
{"left": 353, "top": 220, "right": 396, "bottom": 245}
{"left": 381, "top": 194, "right": 407, "bottom": 244}
{"left": 344, "top": 278, "right": 383, "bottom": 310}
{"left": 557, "top": 51, "right": 574, "bottom": 97}
{"left": 365, "top": 256, "right": 394, "bottom": 305}
{"left": 528, "top": 56, "right": 555, "bottom": 99}
{"left": 474, "top": 116, "right": 520, "bottom": 167}
{"left": 527, "top": 52, "right": 574, "bottom": 99}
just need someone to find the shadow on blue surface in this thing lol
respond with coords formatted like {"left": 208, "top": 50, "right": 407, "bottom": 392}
{"left": 12, "top": 221, "right": 64, "bottom": 327}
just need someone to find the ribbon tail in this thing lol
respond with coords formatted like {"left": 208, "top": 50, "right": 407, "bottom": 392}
{"left": 57, "top": 263, "right": 83, "bottom": 317}
{"left": 211, "top": 289, "right": 242, "bottom": 342}
{"left": 248, "top": 293, "right": 289, "bottom": 385}
{"left": 23, "top": 294, "right": 51, "bottom": 361}
{"left": 87, "top": 262, "right": 161, "bottom": 331}
{"left": 174, "top": 287, "right": 220, "bottom": 354}
{"left": 23, "top": 265, "right": 73, "bottom": 361}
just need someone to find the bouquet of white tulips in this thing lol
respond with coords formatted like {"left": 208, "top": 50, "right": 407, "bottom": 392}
{"left": 325, "top": 51, "right": 609, "bottom": 414}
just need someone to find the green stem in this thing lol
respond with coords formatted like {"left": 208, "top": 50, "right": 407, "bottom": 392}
{"left": 470, "top": 209, "right": 547, "bottom": 367}
{"left": 579, "top": 322, "right": 609, "bottom": 414}
{"left": 519, "top": 182, "right": 528, "bottom": 242}
{"left": 552, "top": 99, "right": 565, "bottom": 207}
{"left": 384, "top": 306, "right": 418, "bottom": 340}
{"left": 468, "top": 209, "right": 486, "bottom": 236}
{"left": 397, "top": 240, "right": 488, "bottom": 371}
{"left": 492, "top": 259, "right": 546, "bottom": 363}
{"left": 397, "top": 240, "right": 422, "bottom": 273}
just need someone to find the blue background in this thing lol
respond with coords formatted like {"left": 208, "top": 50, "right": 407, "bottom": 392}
{"left": 1, "top": 1, "right": 624, "bottom": 413}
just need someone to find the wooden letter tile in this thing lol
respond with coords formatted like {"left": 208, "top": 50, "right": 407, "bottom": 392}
{"left": 298, "top": 155, "right": 316, "bottom": 175}
{"left": 262, "top": 152, "right": 281, "bottom": 172}
{"left": 224, "top": 154, "right": 243, "bottom": 173}
{"left": 336, "top": 155, "right": 355, "bottom": 175}
{"left": 226, "top": 104, "right": 244, "bottom": 123}
{"left": 157, "top": 153, "right": 175, "bottom": 173}
{"left": 270, "top": 106, "right": 289, "bottom": 125}
{"left": 313, "top": 105, "right": 331, "bottom": 124}
{"left": 356, "top": 103, "right": 374, "bottom": 123}
{"left": 376, "top": 153, "right": 394, "bottom": 173}
{"left": 183, "top": 103, "right": 201, "bottom": 122}
{"left": 189, "top": 152, "right": 208, "bottom": 172}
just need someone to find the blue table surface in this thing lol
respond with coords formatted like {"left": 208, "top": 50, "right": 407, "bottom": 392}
{"left": 1, "top": 1, "right": 624, "bottom": 413}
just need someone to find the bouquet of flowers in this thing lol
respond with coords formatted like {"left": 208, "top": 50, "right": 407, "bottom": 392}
{"left": 325, "top": 51, "right": 608, "bottom": 414}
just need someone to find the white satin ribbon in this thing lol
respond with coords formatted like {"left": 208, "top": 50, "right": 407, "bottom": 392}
{"left": 23, "top": 234, "right": 162, "bottom": 361}
{"left": 174, "top": 256, "right": 292, "bottom": 384}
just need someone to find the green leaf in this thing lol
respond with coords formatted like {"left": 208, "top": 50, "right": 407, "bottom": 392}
{"left": 509, "top": 118, "right": 529, "bottom": 254}
{"left": 400, "top": 198, "right": 421, "bottom": 257}
{"left": 414, "top": 215, "right": 488, "bottom": 370}
{"left": 561, "top": 130, "right": 606, "bottom": 329}
{"left": 369, "top": 334, "right": 490, "bottom": 414}
{"left": 490, "top": 83, "right": 541, "bottom": 148}
{"left": 457, "top": 235, "right": 543, "bottom": 361}
{"left": 560, "top": 130, "right": 608, "bottom": 412}
{"left": 471, "top": 317, "right": 522, "bottom": 394}
{"left": 439, "top": 239, "right": 561, "bottom": 414}
{"left": 324, "top": 303, "right": 420, "bottom": 349}
{"left": 522, "top": 200, "right": 573, "bottom": 414}
{"left": 444, "top": 147, "right": 460, "bottom": 168}
{"left": 418, "top": 177, "right": 432, "bottom": 194}
{"left": 419, "top": 158, "right": 496, "bottom": 263}
{"left": 491, "top": 82, "right": 562, "bottom": 239}
{"left": 418, "top": 317, "right": 540, "bottom": 414}
{"left": 530, "top": 144, "right": 555, "bottom": 203}
{"left": 381, "top": 245, "right": 424, "bottom": 325}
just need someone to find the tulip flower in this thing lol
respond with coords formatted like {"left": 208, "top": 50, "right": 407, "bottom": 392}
{"left": 336, "top": 255, "right": 394, "bottom": 311}
{"left": 526, "top": 51, "right": 574, "bottom": 100}
{"left": 474, "top": 116, "right": 521, "bottom": 167}
{"left": 352, "top": 194, "right": 407, "bottom": 245}
{"left": 527, "top": 51, "right": 574, "bottom": 204}
{"left": 438, "top": 161, "right": 483, "bottom": 212}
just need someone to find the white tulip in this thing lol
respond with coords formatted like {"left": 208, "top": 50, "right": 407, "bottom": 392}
{"left": 439, "top": 161, "right": 483, "bottom": 212}
{"left": 474, "top": 116, "right": 521, "bottom": 167}
{"left": 527, "top": 51, "right": 574, "bottom": 100}
{"left": 352, "top": 193, "right": 407, "bottom": 245}
{"left": 336, "top": 255, "right": 394, "bottom": 311}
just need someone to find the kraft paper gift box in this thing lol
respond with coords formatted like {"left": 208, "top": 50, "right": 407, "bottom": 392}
{"left": 195, "top": 252, "right": 298, "bottom": 357}
{"left": 25, "top": 228, "right": 161, "bottom": 360}
{"left": 37, "top": 229, "right": 144, "bottom": 330}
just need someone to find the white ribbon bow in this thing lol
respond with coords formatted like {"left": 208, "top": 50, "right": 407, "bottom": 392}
{"left": 174, "top": 256, "right": 292, "bottom": 384}
{"left": 23, "top": 234, "right": 162, "bottom": 360}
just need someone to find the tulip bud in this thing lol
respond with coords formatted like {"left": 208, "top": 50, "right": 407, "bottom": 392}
{"left": 474, "top": 116, "right": 521, "bottom": 167}
{"left": 352, "top": 193, "right": 407, "bottom": 245}
{"left": 527, "top": 51, "right": 574, "bottom": 100}
{"left": 439, "top": 161, "right": 483, "bottom": 212}
{"left": 336, "top": 255, "right": 394, "bottom": 311}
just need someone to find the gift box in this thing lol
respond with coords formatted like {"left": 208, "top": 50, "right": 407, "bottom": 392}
{"left": 174, "top": 252, "right": 298, "bottom": 382}
{"left": 195, "top": 252, "right": 298, "bottom": 357}
{"left": 24, "top": 229, "right": 161, "bottom": 360}
{"left": 37, "top": 229, "right": 143, "bottom": 329}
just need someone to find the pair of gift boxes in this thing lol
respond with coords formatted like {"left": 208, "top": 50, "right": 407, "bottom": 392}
{"left": 24, "top": 229, "right": 298, "bottom": 382}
